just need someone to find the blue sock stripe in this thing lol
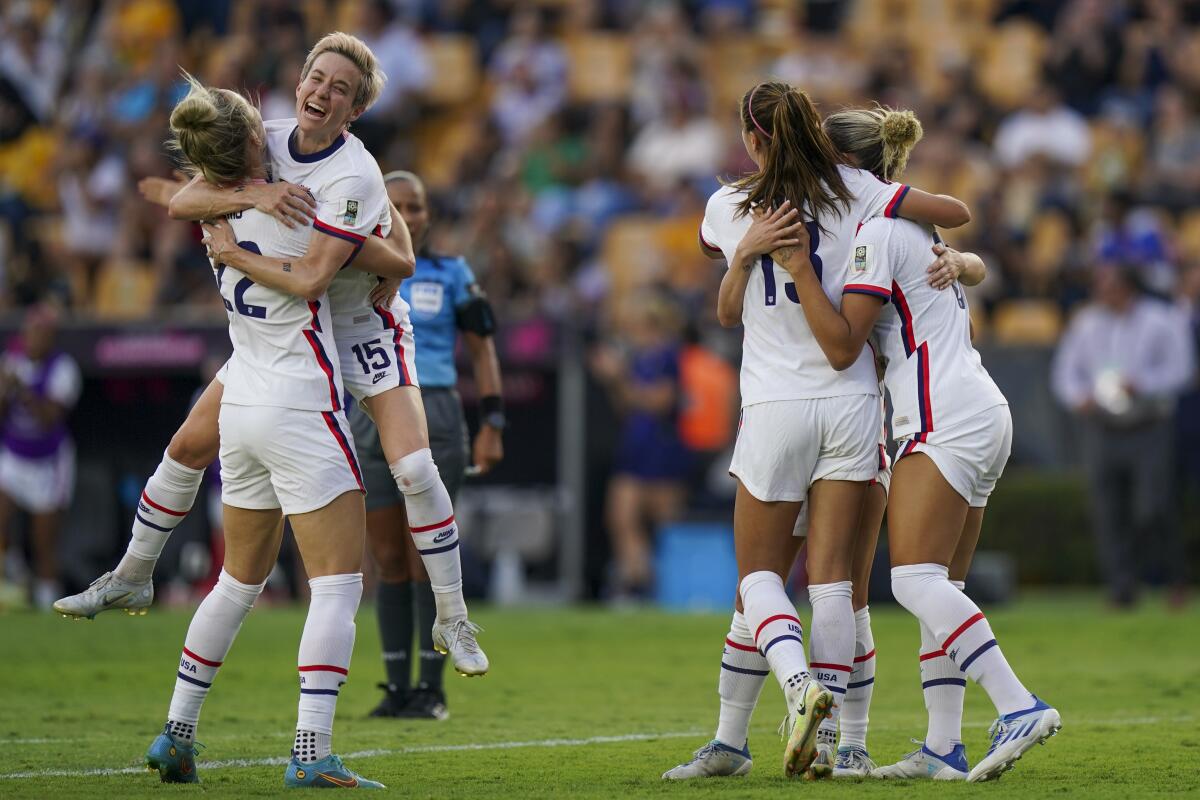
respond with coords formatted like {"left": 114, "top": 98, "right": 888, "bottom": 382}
{"left": 417, "top": 540, "right": 460, "bottom": 556}
{"left": 847, "top": 677, "right": 875, "bottom": 690}
{"left": 760, "top": 634, "right": 803, "bottom": 655}
{"left": 136, "top": 512, "right": 172, "bottom": 533}
{"left": 827, "top": 685, "right": 847, "bottom": 695}
{"left": 720, "top": 662, "right": 770, "bottom": 677}
{"left": 299, "top": 688, "right": 340, "bottom": 696}
{"left": 922, "top": 677, "right": 967, "bottom": 689}
{"left": 959, "top": 639, "right": 998, "bottom": 672}
{"left": 176, "top": 672, "right": 211, "bottom": 688}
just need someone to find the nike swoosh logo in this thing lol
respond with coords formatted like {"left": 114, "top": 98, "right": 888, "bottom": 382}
{"left": 318, "top": 772, "right": 358, "bottom": 788}
{"left": 103, "top": 591, "right": 132, "bottom": 606}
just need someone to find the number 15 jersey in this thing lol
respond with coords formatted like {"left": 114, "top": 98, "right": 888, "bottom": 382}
{"left": 701, "top": 166, "right": 910, "bottom": 407}
{"left": 216, "top": 205, "right": 344, "bottom": 413}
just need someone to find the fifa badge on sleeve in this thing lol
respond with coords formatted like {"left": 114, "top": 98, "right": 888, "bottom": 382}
{"left": 853, "top": 244, "right": 871, "bottom": 273}
{"left": 339, "top": 198, "right": 360, "bottom": 226}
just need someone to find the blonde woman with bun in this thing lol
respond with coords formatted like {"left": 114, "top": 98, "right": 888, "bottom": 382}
{"left": 126, "top": 73, "right": 390, "bottom": 789}
{"left": 666, "top": 82, "right": 973, "bottom": 784}
{"left": 772, "top": 105, "right": 1062, "bottom": 784}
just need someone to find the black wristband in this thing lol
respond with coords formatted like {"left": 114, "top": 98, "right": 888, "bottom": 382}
{"left": 480, "top": 395, "right": 504, "bottom": 417}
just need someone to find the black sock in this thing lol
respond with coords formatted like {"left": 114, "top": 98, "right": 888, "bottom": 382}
{"left": 376, "top": 580, "right": 414, "bottom": 693}
{"left": 414, "top": 580, "right": 445, "bottom": 691}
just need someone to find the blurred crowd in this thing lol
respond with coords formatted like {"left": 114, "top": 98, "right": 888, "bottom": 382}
{"left": 1, "top": 0, "right": 1199, "bottom": 602}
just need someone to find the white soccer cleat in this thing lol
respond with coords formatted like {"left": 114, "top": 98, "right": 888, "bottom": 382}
{"left": 831, "top": 745, "right": 876, "bottom": 778}
{"left": 53, "top": 571, "right": 153, "bottom": 620}
{"left": 432, "top": 618, "right": 489, "bottom": 676}
{"left": 871, "top": 741, "right": 968, "bottom": 780}
{"left": 804, "top": 742, "right": 834, "bottom": 780}
{"left": 968, "top": 696, "right": 1061, "bottom": 783}
{"left": 662, "top": 740, "right": 752, "bottom": 779}
{"left": 780, "top": 676, "right": 834, "bottom": 778}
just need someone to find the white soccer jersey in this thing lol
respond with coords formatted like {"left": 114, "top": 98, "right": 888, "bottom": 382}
{"left": 848, "top": 216, "right": 1007, "bottom": 440}
{"left": 700, "top": 166, "right": 911, "bottom": 407}
{"left": 265, "top": 118, "right": 392, "bottom": 331}
{"left": 216, "top": 204, "right": 344, "bottom": 412}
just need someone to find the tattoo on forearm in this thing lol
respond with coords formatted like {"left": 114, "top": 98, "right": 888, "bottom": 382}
{"left": 233, "top": 187, "right": 245, "bottom": 193}
{"left": 282, "top": 262, "right": 292, "bottom": 272}
{"left": 774, "top": 246, "right": 798, "bottom": 263}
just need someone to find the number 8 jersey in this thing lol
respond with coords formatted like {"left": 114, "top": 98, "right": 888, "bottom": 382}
{"left": 216, "top": 206, "right": 344, "bottom": 412}
{"left": 701, "top": 165, "right": 910, "bottom": 407}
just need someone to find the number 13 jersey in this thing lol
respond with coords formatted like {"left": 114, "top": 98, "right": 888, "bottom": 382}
{"left": 701, "top": 165, "right": 909, "bottom": 407}
{"left": 216, "top": 204, "right": 344, "bottom": 412}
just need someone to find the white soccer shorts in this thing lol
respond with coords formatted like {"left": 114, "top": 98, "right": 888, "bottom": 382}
{"left": 895, "top": 404, "right": 1012, "bottom": 507}
{"left": 730, "top": 394, "right": 881, "bottom": 504}
{"left": 218, "top": 404, "right": 364, "bottom": 516}
{"left": 339, "top": 305, "right": 420, "bottom": 403}
{"left": 0, "top": 443, "right": 75, "bottom": 514}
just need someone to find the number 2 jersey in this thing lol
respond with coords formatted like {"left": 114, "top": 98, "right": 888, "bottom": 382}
{"left": 848, "top": 216, "right": 1007, "bottom": 440}
{"left": 701, "top": 165, "right": 911, "bottom": 407}
{"left": 216, "top": 202, "right": 344, "bottom": 412}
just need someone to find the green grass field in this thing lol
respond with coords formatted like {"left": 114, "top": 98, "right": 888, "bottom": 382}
{"left": 1, "top": 594, "right": 1197, "bottom": 798}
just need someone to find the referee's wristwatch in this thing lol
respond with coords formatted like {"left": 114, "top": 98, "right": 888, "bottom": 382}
{"left": 480, "top": 395, "right": 506, "bottom": 430}
{"left": 482, "top": 411, "right": 507, "bottom": 430}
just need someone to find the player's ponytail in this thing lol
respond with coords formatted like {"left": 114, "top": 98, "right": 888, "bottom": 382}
{"left": 823, "top": 105, "right": 923, "bottom": 183}
{"left": 725, "top": 81, "right": 852, "bottom": 231}
{"left": 168, "top": 71, "right": 261, "bottom": 187}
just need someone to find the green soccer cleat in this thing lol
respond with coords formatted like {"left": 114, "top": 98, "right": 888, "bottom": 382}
{"left": 145, "top": 724, "right": 200, "bottom": 783}
{"left": 284, "top": 754, "right": 385, "bottom": 789}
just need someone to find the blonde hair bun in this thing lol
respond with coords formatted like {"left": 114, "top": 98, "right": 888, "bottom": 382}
{"left": 880, "top": 109, "right": 923, "bottom": 178}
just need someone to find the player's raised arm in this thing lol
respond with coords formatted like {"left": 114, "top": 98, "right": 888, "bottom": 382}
{"left": 168, "top": 175, "right": 316, "bottom": 228}
{"left": 890, "top": 187, "right": 971, "bottom": 229}
{"left": 202, "top": 218, "right": 351, "bottom": 301}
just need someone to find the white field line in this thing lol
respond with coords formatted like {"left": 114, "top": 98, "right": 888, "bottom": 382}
{"left": 0, "top": 730, "right": 704, "bottom": 780}
{"left": 1, "top": 714, "right": 1194, "bottom": 780}
{"left": 3, "top": 713, "right": 1192, "bottom": 748}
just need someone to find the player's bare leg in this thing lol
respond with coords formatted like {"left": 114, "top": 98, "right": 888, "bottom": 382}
{"left": 804, "top": 479, "right": 868, "bottom": 778}
{"left": 54, "top": 380, "right": 222, "bottom": 619}
{"left": 363, "top": 386, "right": 486, "bottom": 676}
{"left": 833, "top": 482, "right": 885, "bottom": 778}
{"left": 885, "top": 455, "right": 1057, "bottom": 783}
{"left": 147, "top": 504, "right": 280, "bottom": 783}
{"left": 731, "top": 482, "right": 831, "bottom": 778}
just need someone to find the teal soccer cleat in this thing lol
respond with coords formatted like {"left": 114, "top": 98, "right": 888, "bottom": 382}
{"left": 284, "top": 754, "right": 385, "bottom": 789}
{"left": 145, "top": 724, "right": 200, "bottom": 783}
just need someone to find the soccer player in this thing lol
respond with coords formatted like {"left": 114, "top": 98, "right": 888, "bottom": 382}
{"left": 56, "top": 33, "right": 488, "bottom": 678}
{"left": 772, "top": 105, "right": 1062, "bottom": 783}
{"left": 356, "top": 170, "right": 504, "bottom": 719}
{"left": 143, "top": 75, "right": 383, "bottom": 788}
{"left": 665, "top": 80, "right": 971, "bottom": 780}
{"left": 0, "top": 304, "right": 81, "bottom": 610}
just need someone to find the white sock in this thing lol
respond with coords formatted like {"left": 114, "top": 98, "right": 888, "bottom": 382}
{"left": 390, "top": 449, "right": 467, "bottom": 622}
{"left": 739, "top": 571, "right": 809, "bottom": 693}
{"left": 920, "top": 619, "right": 965, "bottom": 755}
{"left": 295, "top": 573, "right": 362, "bottom": 762}
{"left": 715, "top": 610, "right": 768, "bottom": 750}
{"left": 839, "top": 606, "right": 876, "bottom": 751}
{"left": 808, "top": 581, "right": 854, "bottom": 745}
{"left": 891, "top": 564, "right": 1033, "bottom": 717}
{"left": 118, "top": 453, "right": 204, "bottom": 582}
{"left": 167, "top": 569, "right": 264, "bottom": 740}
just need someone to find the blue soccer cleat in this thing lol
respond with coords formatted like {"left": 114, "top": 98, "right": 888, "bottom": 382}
{"left": 145, "top": 724, "right": 200, "bottom": 783}
{"left": 831, "top": 744, "right": 877, "bottom": 778}
{"left": 968, "top": 695, "right": 1062, "bottom": 782}
{"left": 284, "top": 754, "right": 385, "bottom": 789}
{"left": 872, "top": 741, "right": 968, "bottom": 780}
